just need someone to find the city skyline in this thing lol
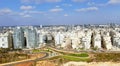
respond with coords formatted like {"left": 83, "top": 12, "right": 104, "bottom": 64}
{"left": 0, "top": 0, "right": 120, "bottom": 26}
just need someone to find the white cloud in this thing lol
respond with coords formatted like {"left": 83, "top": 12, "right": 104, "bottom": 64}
{"left": 28, "top": 11, "right": 43, "bottom": 14}
{"left": 0, "top": 8, "right": 12, "bottom": 15}
{"left": 19, "top": 10, "right": 43, "bottom": 15}
{"left": 21, "top": 0, "right": 61, "bottom": 4}
{"left": 72, "top": 0, "right": 87, "bottom": 2}
{"left": 23, "top": 14, "right": 31, "bottom": 17}
{"left": 19, "top": 10, "right": 43, "bottom": 17}
{"left": 55, "top": 5, "right": 60, "bottom": 8}
{"left": 87, "top": 2, "right": 107, "bottom": 6}
{"left": 64, "top": 14, "right": 68, "bottom": 16}
{"left": 76, "top": 7, "right": 98, "bottom": 12}
{"left": 20, "top": 5, "right": 35, "bottom": 10}
{"left": 49, "top": 8, "right": 63, "bottom": 12}
{"left": 88, "top": 0, "right": 120, "bottom": 6}
{"left": 108, "top": 0, "right": 120, "bottom": 4}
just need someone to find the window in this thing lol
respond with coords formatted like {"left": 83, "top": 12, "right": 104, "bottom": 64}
{"left": 2, "top": 38, "right": 4, "bottom": 41}
{"left": 2, "top": 44, "right": 5, "bottom": 46}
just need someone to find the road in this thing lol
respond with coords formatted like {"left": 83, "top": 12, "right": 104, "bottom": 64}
{"left": 49, "top": 47, "right": 120, "bottom": 54}
{"left": 0, "top": 52, "right": 49, "bottom": 66}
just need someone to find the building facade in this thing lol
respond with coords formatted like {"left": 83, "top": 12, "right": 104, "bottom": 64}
{"left": 0, "top": 33, "right": 9, "bottom": 48}
{"left": 26, "top": 28, "right": 38, "bottom": 49}
{"left": 13, "top": 27, "right": 24, "bottom": 49}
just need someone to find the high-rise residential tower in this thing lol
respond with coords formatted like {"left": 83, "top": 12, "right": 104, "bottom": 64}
{"left": 13, "top": 27, "right": 24, "bottom": 49}
{"left": 25, "top": 27, "right": 38, "bottom": 49}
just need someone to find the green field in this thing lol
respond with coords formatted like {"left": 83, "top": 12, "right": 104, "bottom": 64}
{"left": 48, "top": 52, "right": 90, "bottom": 62}
{"left": 62, "top": 55, "right": 90, "bottom": 61}
{"left": 32, "top": 49, "right": 52, "bottom": 53}
{"left": 67, "top": 53, "right": 89, "bottom": 57}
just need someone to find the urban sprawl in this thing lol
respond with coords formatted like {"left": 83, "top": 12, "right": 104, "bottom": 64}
{"left": 0, "top": 24, "right": 120, "bottom": 51}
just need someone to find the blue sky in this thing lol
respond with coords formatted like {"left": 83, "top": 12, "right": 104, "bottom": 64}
{"left": 0, "top": 0, "right": 120, "bottom": 26}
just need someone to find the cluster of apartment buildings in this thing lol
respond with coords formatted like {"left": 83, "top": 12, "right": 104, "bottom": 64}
{"left": 0, "top": 26, "right": 53, "bottom": 49}
{"left": 0, "top": 24, "right": 120, "bottom": 51}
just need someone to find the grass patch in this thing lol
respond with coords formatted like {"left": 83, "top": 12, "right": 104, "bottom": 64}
{"left": 32, "top": 49, "right": 53, "bottom": 53}
{"left": 49, "top": 48, "right": 89, "bottom": 57}
{"left": 32, "top": 49, "right": 41, "bottom": 53}
{"left": 44, "top": 49, "right": 52, "bottom": 52}
{"left": 47, "top": 55, "right": 90, "bottom": 62}
{"left": 68, "top": 53, "right": 89, "bottom": 57}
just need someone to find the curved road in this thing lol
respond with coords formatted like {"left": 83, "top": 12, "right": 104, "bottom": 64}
{"left": 0, "top": 52, "right": 49, "bottom": 66}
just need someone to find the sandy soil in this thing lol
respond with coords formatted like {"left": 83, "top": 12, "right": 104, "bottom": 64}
{"left": 0, "top": 53, "right": 46, "bottom": 66}
{"left": 14, "top": 61, "right": 34, "bottom": 66}
{"left": 63, "top": 62, "right": 120, "bottom": 66}
{"left": 29, "top": 53, "right": 45, "bottom": 59}
{"left": 36, "top": 61, "right": 56, "bottom": 66}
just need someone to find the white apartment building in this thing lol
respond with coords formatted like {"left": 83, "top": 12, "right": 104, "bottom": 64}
{"left": 70, "top": 32, "right": 80, "bottom": 49}
{"left": 71, "top": 38, "right": 80, "bottom": 49}
{"left": 0, "top": 33, "right": 9, "bottom": 48}
{"left": 37, "top": 30, "right": 47, "bottom": 42}
{"left": 64, "top": 37, "right": 72, "bottom": 49}
{"left": 103, "top": 36, "right": 112, "bottom": 50}
{"left": 77, "top": 31, "right": 85, "bottom": 39}
{"left": 112, "top": 32, "right": 120, "bottom": 48}
{"left": 93, "top": 33, "right": 101, "bottom": 49}
{"left": 55, "top": 32, "right": 64, "bottom": 46}
{"left": 47, "top": 33, "right": 53, "bottom": 41}
{"left": 38, "top": 33, "right": 46, "bottom": 44}
{"left": 102, "top": 32, "right": 112, "bottom": 50}
{"left": 83, "top": 30, "right": 92, "bottom": 50}
{"left": 82, "top": 36, "right": 91, "bottom": 49}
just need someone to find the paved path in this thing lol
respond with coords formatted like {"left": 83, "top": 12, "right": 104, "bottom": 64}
{"left": 0, "top": 52, "right": 48, "bottom": 66}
